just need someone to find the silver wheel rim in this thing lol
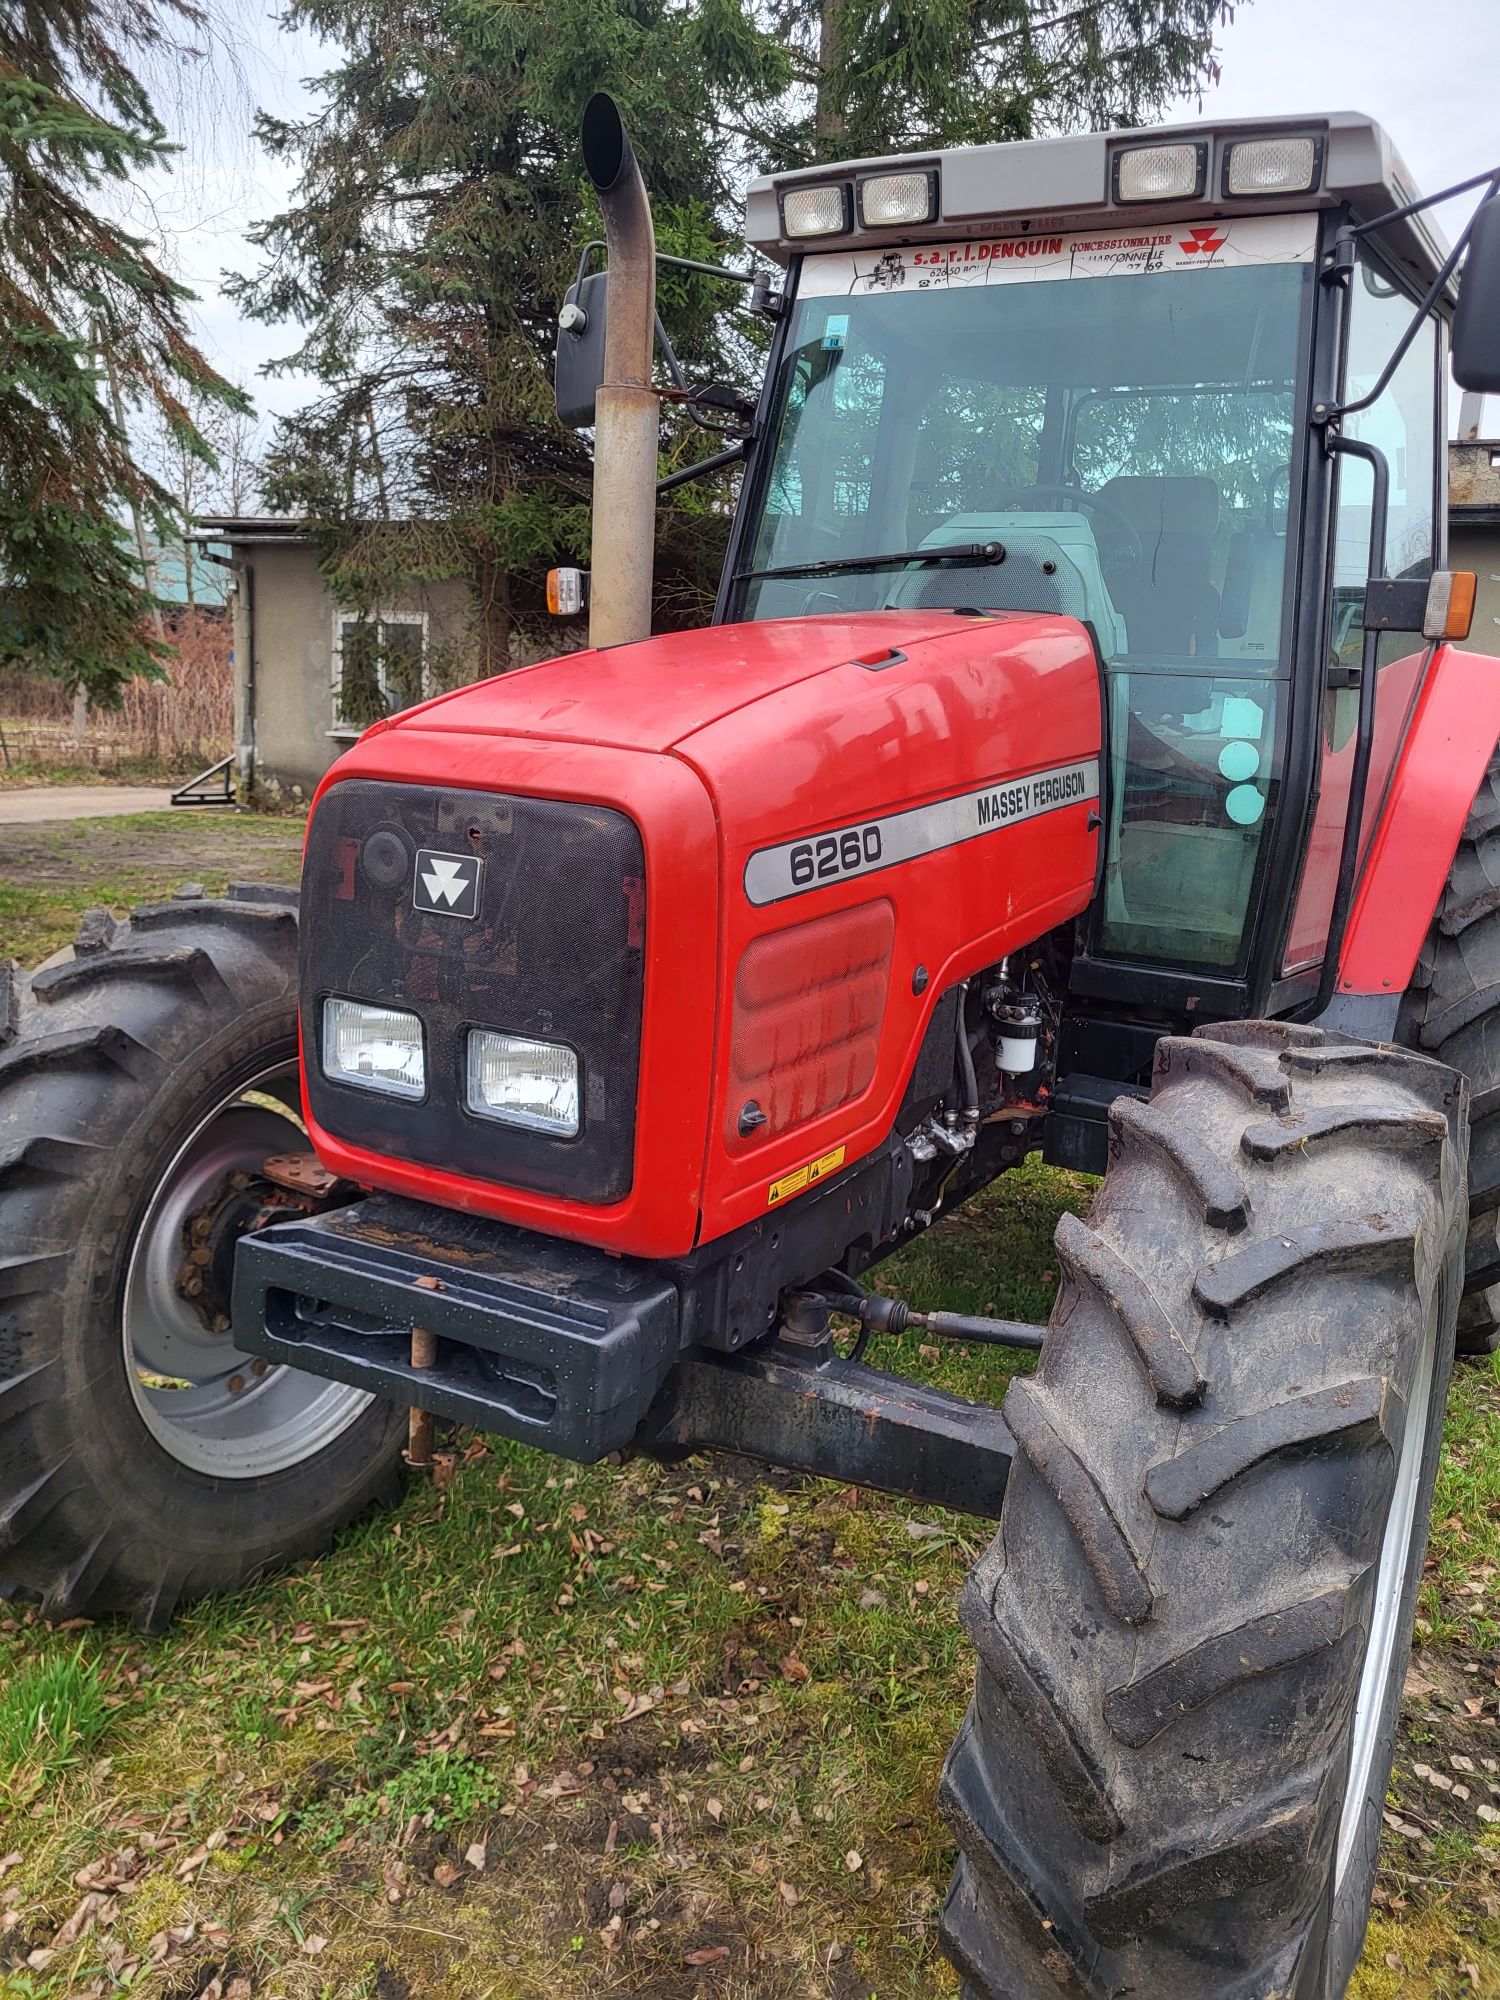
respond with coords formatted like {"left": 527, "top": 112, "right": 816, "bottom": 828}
{"left": 121, "top": 1057, "right": 373, "bottom": 1478}
{"left": 1334, "top": 1302, "right": 1438, "bottom": 1889}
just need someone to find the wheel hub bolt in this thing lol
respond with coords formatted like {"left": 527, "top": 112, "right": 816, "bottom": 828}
{"left": 228, "top": 1374, "right": 245, "bottom": 1394}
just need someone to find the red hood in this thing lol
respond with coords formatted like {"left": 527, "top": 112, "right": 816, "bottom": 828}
{"left": 377, "top": 613, "right": 978, "bottom": 755}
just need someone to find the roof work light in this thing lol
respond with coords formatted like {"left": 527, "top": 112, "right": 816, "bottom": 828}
{"left": 781, "top": 183, "right": 852, "bottom": 238}
{"left": 1114, "top": 143, "right": 1207, "bottom": 203}
{"left": 857, "top": 170, "right": 939, "bottom": 229}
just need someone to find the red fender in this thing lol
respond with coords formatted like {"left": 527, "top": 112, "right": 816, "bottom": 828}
{"left": 1338, "top": 642, "right": 1500, "bottom": 996}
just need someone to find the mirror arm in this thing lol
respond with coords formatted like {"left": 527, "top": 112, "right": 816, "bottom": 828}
{"left": 1305, "top": 434, "right": 1390, "bottom": 1024}
{"left": 1344, "top": 163, "right": 1500, "bottom": 240}
{"left": 658, "top": 253, "right": 757, "bottom": 285}
{"left": 1315, "top": 170, "right": 1500, "bottom": 428}
{"left": 574, "top": 239, "right": 757, "bottom": 289}
{"left": 574, "top": 238, "right": 605, "bottom": 292}
{"left": 655, "top": 443, "right": 746, "bottom": 495}
{"left": 654, "top": 313, "right": 689, "bottom": 393}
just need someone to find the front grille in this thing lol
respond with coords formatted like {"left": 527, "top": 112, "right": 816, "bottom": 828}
{"left": 301, "top": 779, "right": 645, "bottom": 1204}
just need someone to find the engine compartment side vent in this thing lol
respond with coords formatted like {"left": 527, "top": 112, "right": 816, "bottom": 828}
{"left": 727, "top": 899, "right": 894, "bottom": 1148}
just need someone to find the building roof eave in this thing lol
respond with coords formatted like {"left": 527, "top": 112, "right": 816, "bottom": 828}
{"left": 191, "top": 516, "right": 315, "bottom": 547}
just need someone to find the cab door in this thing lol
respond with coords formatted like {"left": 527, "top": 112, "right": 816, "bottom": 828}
{"left": 1283, "top": 245, "right": 1443, "bottom": 972}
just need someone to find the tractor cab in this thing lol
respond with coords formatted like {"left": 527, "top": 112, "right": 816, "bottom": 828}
{"left": 716, "top": 119, "right": 1481, "bottom": 1060}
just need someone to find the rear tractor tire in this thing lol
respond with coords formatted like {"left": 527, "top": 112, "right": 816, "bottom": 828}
{"left": 940, "top": 1020, "right": 1466, "bottom": 2000}
{"left": 0, "top": 887, "right": 406, "bottom": 1632}
{"left": 1400, "top": 743, "right": 1500, "bottom": 1356}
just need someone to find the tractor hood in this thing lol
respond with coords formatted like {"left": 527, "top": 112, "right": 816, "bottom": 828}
{"left": 303, "top": 606, "right": 1104, "bottom": 1258}
{"left": 370, "top": 613, "right": 977, "bottom": 756}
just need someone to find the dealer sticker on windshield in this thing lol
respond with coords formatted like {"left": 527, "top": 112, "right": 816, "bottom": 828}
{"left": 743, "top": 756, "right": 1100, "bottom": 907}
{"left": 797, "top": 211, "right": 1317, "bottom": 300}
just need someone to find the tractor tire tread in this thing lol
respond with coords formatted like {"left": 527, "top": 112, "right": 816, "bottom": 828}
{"left": 0, "top": 887, "right": 405, "bottom": 1631}
{"left": 940, "top": 1020, "right": 1466, "bottom": 1998}
{"left": 1398, "top": 739, "right": 1500, "bottom": 1352}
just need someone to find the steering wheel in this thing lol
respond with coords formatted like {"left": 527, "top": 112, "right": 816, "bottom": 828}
{"left": 988, "top": 484, "right": 1144, "bottom": 571}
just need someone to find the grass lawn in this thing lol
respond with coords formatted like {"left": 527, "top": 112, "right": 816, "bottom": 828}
{"left": 0, "top": 816, "right": 1495, "bottom": 1999}
{"left": 0, "top": 811, "right": 303, "bottom": 965}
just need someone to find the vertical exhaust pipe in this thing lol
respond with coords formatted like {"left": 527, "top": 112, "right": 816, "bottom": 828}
{"left": 581, "top": 93, "right": 657, "bottom": 648}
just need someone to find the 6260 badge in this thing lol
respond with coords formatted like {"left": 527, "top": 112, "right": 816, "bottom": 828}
{"left": 743, "top": 757, "right": 1100, "bottom": 907}
{"left": 789, "top": 823, "right": 884, "bottom": 888}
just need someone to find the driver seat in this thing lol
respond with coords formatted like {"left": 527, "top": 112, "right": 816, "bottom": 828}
{"left": 1098, "top": 475, "right": 1222, "bottom": 656}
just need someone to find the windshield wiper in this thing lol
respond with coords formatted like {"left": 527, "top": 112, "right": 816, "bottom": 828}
{"left": 735, "top": 539, "right": 1006, "bottom": 583}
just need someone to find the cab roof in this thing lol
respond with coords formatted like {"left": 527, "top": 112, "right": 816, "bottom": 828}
{"left": 746, "top": 111, "right": 1448, "bottom": 300}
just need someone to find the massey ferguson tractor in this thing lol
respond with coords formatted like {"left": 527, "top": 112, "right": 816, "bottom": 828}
{"left": 5, "top": 97, "right": 1500, "bottom": 1998}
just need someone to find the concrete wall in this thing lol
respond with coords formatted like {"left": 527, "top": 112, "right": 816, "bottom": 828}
{"left": 1449, "top": 522, "right": 1500, "bottom": 658}
{"left": 1450, "top": 441, "right": 1500, "bottom": 513}
{"left": 1447, "top": 442, "right": 1500, "bottom": 659}
{"left": 231, "top": 541, "right": 478, "bottom": 801}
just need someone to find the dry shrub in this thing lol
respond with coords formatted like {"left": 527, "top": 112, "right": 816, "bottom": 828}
{"left": 0, "top": 611, "right": 233, "bottom": 775}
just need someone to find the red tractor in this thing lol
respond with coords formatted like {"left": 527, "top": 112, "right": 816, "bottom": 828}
{"left": 5, "top": 100, "right": 1500, "bottom": 1997}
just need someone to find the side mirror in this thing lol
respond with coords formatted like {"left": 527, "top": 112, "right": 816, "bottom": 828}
{"left": 554, "top": 270, "right": 608, "bottom": 427}
{"left": 1454, "top": 192, "right": 1500, "bottom": 393}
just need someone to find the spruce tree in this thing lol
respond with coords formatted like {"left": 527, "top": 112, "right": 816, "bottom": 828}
{"left": 0, "top": 0, "right": 246, "bottom": 699}
{"left": 767, "top": 1, "right": 1233, "bottom": 163}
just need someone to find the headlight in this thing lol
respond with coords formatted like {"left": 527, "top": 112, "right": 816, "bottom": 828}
{"left": 466, "top": 1030, "right": 580, "bottom": 1137}
{"left": 321, "top": 997, "right": 426, "bottom": 1099}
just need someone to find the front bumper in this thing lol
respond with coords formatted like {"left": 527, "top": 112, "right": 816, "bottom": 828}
{"left": 232, "top": 1194, "right": 680, "bottom": 1461}
{"left": 231, "top": 1190, "right": 1016, "bottom": 1517}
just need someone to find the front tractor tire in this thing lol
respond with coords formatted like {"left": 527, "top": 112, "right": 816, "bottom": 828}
{"left": 0, "top": 888, "right": 406, "bottom": 1633}
{"left": 940, "top": 1022, "right": 1466, "bottom": 2000}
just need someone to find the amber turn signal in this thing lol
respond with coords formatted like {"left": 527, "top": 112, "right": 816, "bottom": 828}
{"left": 546, "top": 566, "right": 588, "bottom": 617}
{"left": 1423, "top": 570, "right": 1478, "bottom": 642}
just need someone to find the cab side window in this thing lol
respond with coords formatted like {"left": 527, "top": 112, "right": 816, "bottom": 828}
{"left": 1328, "top": 252, "right": 1438, "bottom": 676}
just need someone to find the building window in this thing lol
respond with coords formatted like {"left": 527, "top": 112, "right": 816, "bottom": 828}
{"left": 331, "top": 612, "right": 428, "bottom": 735}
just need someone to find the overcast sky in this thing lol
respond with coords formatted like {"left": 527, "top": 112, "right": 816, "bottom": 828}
{"left": 131, "top": 0, "right": 1500, "bottom": 445}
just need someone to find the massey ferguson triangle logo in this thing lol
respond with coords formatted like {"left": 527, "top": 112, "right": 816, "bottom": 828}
{"left": 412, "top": 848, "right": 483, "bottom": 920}
{"left": 1180, "top": 226, "right": 1228, "bottom": 256}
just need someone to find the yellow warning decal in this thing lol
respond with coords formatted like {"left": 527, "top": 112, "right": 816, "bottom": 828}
{"left": 768, "top": 1144, "right": 847, "bottom": 1208}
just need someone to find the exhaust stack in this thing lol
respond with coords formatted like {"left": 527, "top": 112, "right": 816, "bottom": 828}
{"left": 581, "top": 93, "right": 658, "bottom": 649}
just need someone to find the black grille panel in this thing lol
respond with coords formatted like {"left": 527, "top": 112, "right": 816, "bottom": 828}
{"left": 301, "top": 779, "right": 645, "bottom": 1204}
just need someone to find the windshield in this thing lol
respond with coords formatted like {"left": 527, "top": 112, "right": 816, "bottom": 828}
{"left": 733, "top": 215, "right": 1317, "bottom": 974}
{"left": 737, "top": 216, "right": 1314, "bottom": 646}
